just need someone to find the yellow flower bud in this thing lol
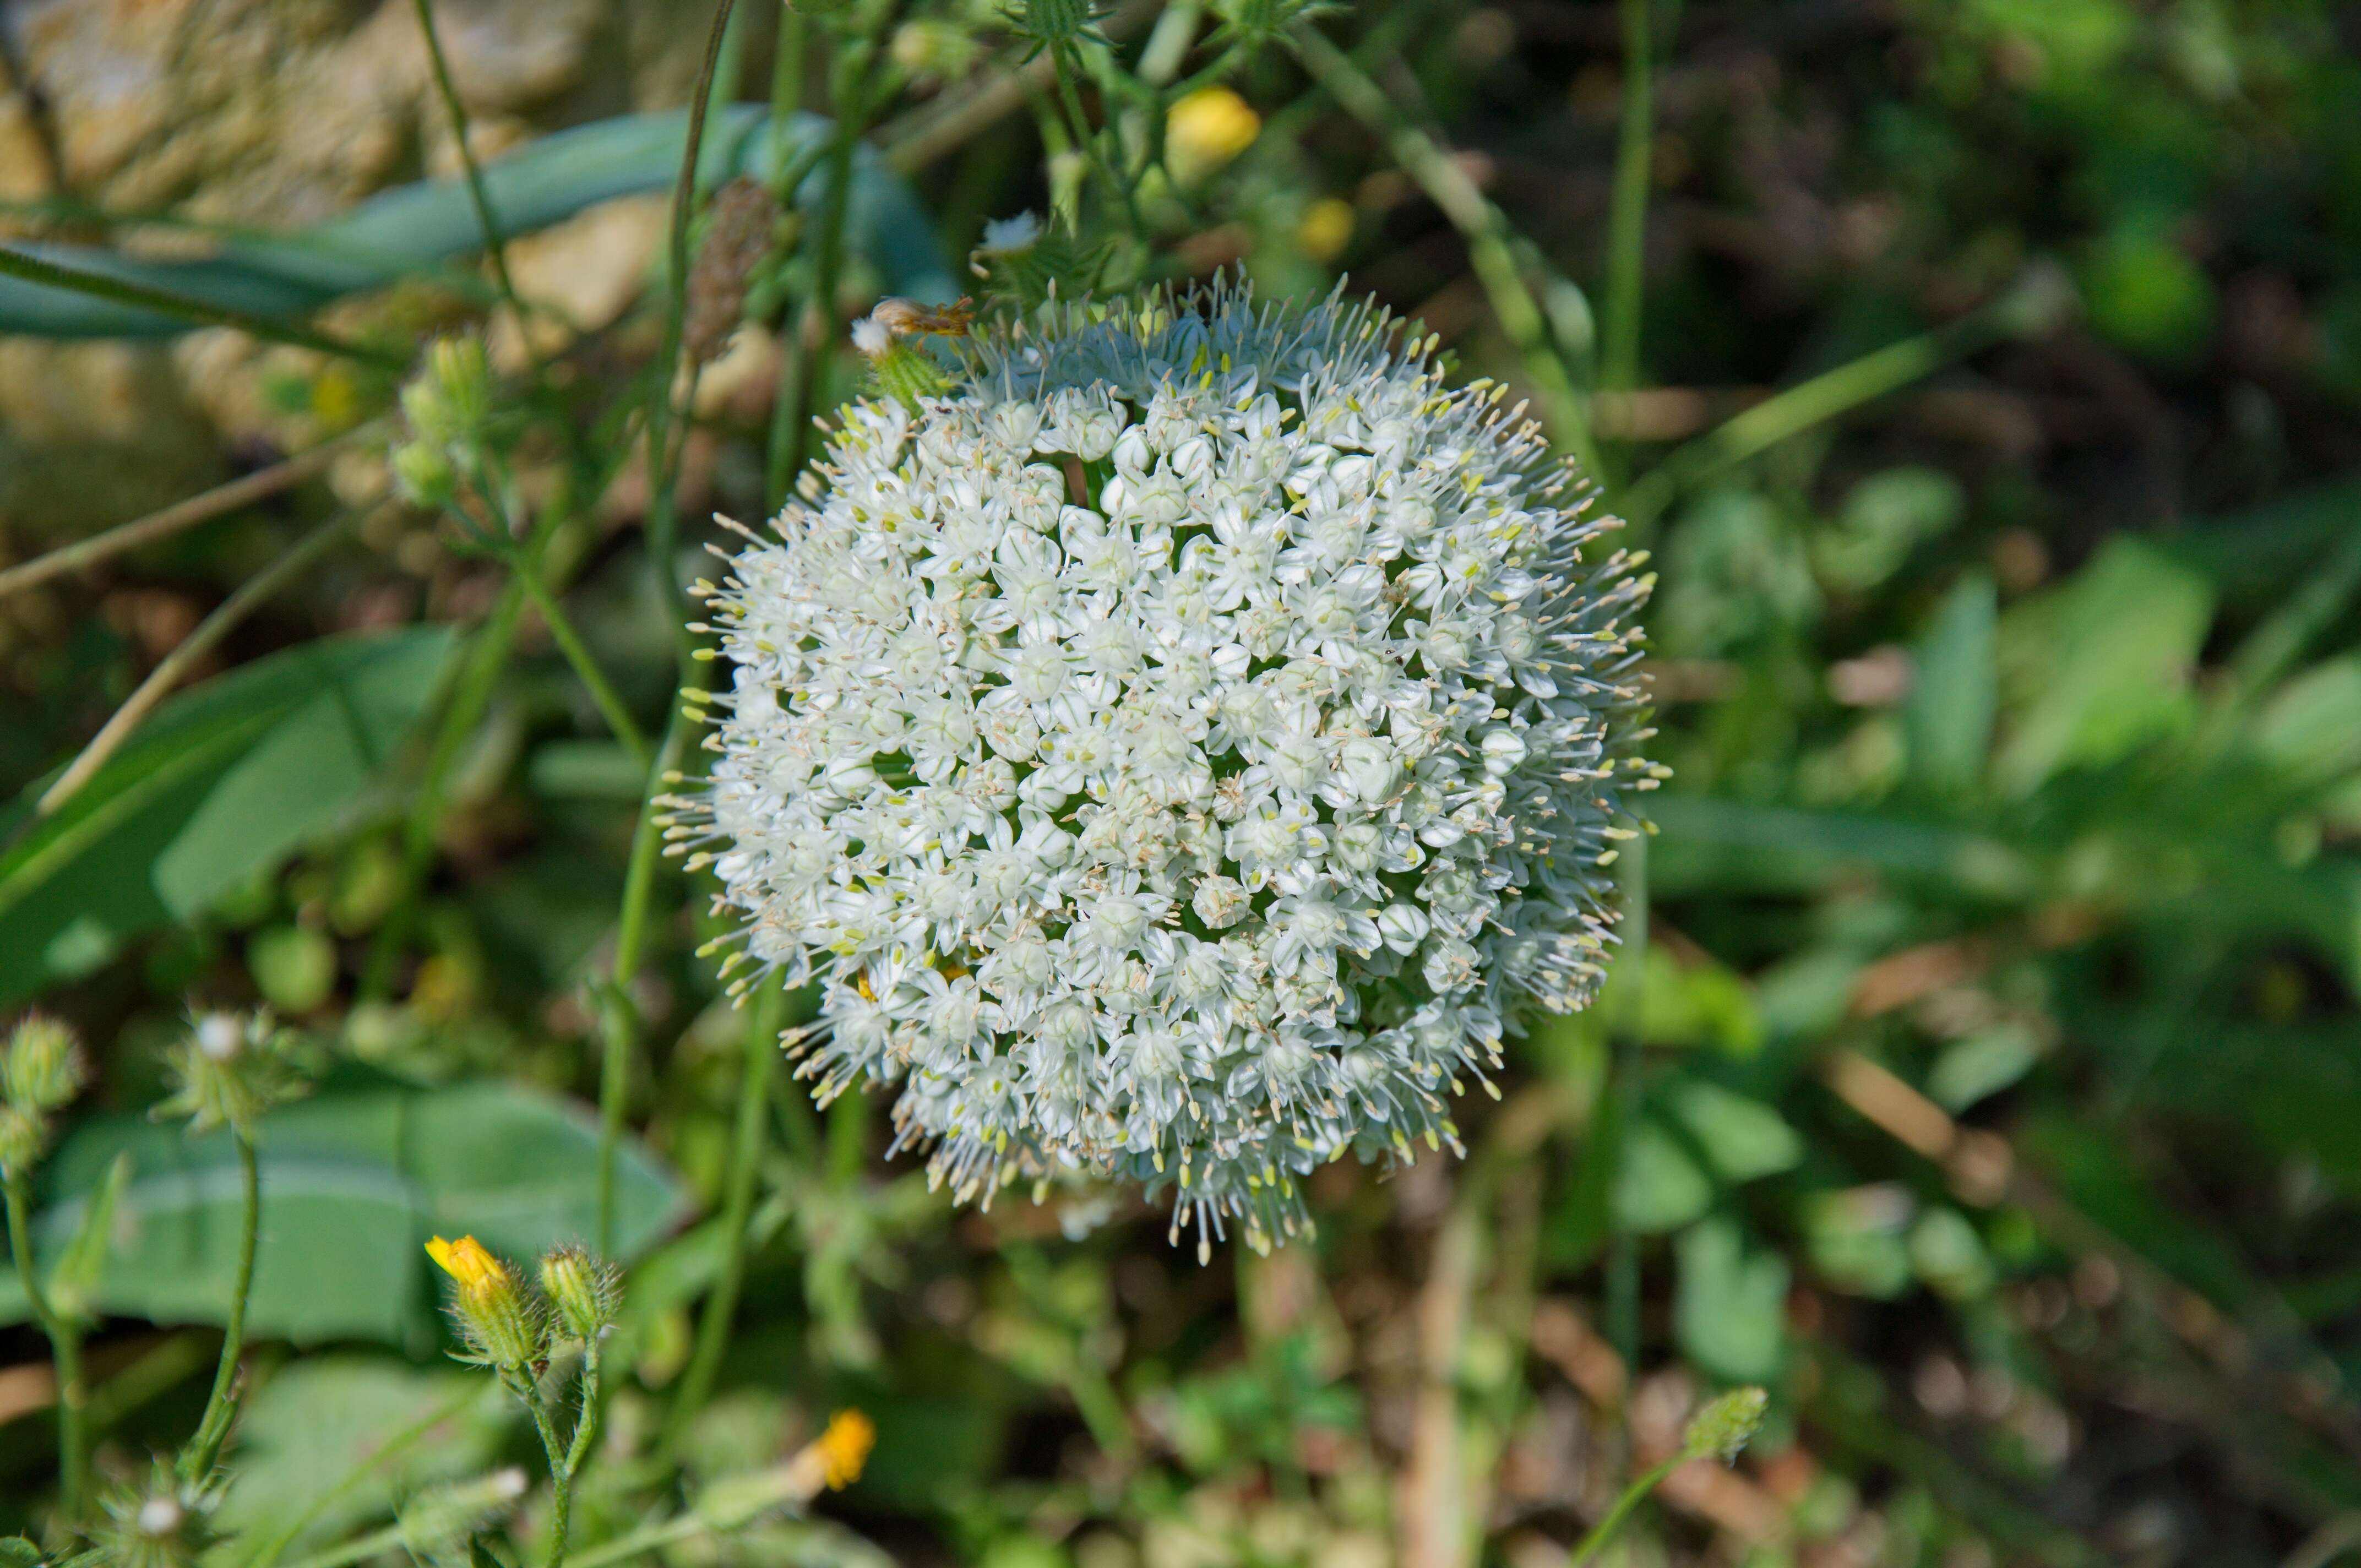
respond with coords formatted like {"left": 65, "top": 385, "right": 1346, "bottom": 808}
{"left": 426, "top": 1235, "right": 545, "bottom": 1371}
{"left": 814, "top": 1408, "right": 875, "bottom": 1490}
{"left": 1166, "top": 86, "right": 1260, "bottom": 182}
{"left": 1296, "top": 197, "right": 1356, "bottom": 264}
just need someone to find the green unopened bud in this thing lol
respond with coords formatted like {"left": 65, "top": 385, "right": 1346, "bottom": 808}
{"left": 890, "top": 19, "right": 978, "bottom": 78}
{"left": 427, "top": 1235, "right": 547, "bottom": 1372}
{"left": 538, "top": 1244, "right": 620, "bottom": 1342}
{"left": 426, "top": 337, "right": 493, "bottom": 433}
{"left": 4, "top": 1014, "right": 86, "bottom": 1114}
{"left": 391, "top": 440, "right": 456, "bottom": 507}
{"left": 1681, "top": 1386, "right": 1769, "bottom": 1464}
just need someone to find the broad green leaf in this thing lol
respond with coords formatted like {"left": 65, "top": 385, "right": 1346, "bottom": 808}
{"left": 1662, "top": 1080, "right": 1803, "bottom": 1183}
{"left": 212, "top": 1357, "right": 505, "bottom": 1550}
{"left": 2249, "top": 655, "right": 2361, "bottom": 782}
{"left": 1674, "top": 1215, "right": 1790, "bottom": 1381}
{"left": 0, "top": 110, "right": 955, "bottom": 339}
{"left": 1905, "top": 570, "right": 1997, "bottom": 793}
{"left": 0, "top": 1070, "right": 687, "bottom": 1349}
{"left": 0, "top": 628, "right": 454, "bottom": 1005}
{"left": 1995, "top": 538, "right": 2215, "bottom": 794}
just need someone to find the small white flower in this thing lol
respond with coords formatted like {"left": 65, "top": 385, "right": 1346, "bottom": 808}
{"left": 673, "top": 279, "right": 1651, "bottom": 1256}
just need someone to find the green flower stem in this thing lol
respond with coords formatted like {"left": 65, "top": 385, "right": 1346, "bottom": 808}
{"left": 5, "top": 1169, "right": 86, "bottom": 1521}
{"left": 37, "top": 505, "right": 362, "bottom": 817}
{"left": 179, "top": 1130, "right": 259, "bottom": 1483}
{"left": 662, "top": 979, "right": 789, "bottom": 1447}
{"left": 537, "top": 1344, "right": 602, "bottom": 1568}
{"left": 563, "top": 1513, "right": 705, "bottom": 1568}
{"left": 245, "top": 1384, "right": 484, "bottom": 1568}
{"left": 596, "top": 706, "right": 697, "bottom": 1255}
{"left": 1568, "top": 1453, "right": 1684, "bottom": 1567}
{"left": 1288, "top": 26, "right": 1603, "bottom": 481}
{"left": 509, "top": 557, "right": 652, "bottom": 770}
{"left": 0, "top": 242, "right": 403, "bottom": 366}
{"left": 410, "top": 0, "right": 527, "bottom": 329}
{"left": 1600, "top": 0, "right": 1665, "bottom": 400}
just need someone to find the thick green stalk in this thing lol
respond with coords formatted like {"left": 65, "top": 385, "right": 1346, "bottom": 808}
{"left": 6, "top": 1170, "right": 86, "bottom": 1520}
{"left": 1600, "top": 0, "right": 1659, "bottom": 399}
{"left": 0, "top": 244, "right": 400, "bottom": 366}
{"left": 663, "top": 981, "right": 790, "bottom": 1445}
{"left": 179, "top": 1132, "right": 259, "bottom": 1482}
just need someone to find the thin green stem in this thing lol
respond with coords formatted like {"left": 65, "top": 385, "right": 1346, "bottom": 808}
{"left": 6, "top": 1170, "right": 86, "bottom": 1521}
{"left": 179, "top": 1132, "right": 259, "bottom": 1483}
{"left": 662, "top": 981, "right": 788, "bottom": 1446}
{"left": 644, "top": 0, "right": 742, "bottom": 638}
{"left": 0, "top": 423, "right": 376, "bottom": 602}
{"left": 1600, "top": 0, "right": 1660, "bottom": 399}
{"left": 1568, "top": 1455, "right": 1682, "bottom": 1566}
{"left": 410, "top": 0, "right": 527, "bottom": 326}
{"left": 510, "top": 559, "right": 652, "bottom": 769}
{"left": 1289, "top": 26, "right": 1602, "bottom": 478}
{"left": 565, "top": 1514, "right": 704, "bottom": 1568}
{"left": 597, "top": 707, "right": 695, "bottom": 1255}
{"left": 1048, "top": 40, "right": 1146, "bottom": 242}
{"left": 0, "top": 244, "right": 401, "bottom": 366}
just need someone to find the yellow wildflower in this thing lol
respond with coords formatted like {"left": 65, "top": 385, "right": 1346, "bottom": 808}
{"left": 814, "top": 1408, "right": 875, "bottom": 1490}
{"left": 1297, "top": 197, "right": 1356, "bottom": 262}
{"left": 426, "top": 1234, "right": 509, "bottom": 1300}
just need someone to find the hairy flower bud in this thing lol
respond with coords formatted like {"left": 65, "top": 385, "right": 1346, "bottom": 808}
{"left": 427, "top": 1234, "right": 546, "bottom": 1371}
{"left": 538, "top": 1243, "right": 620, "bottom": 1342}
{"left": 1682, "top": 1386, "right": 1769, "bottom": 1464}
{"left": 3, "top": 1014, "right": 85, "bottom": 1115}
{"left": 676, "top": 280, "right": 1651, "bottom": 1257}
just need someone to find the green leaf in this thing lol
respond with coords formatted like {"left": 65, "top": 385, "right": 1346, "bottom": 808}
{"left": 45, "top": 1151, "right": 130, "bottom": 1322}
{"left": 0, "top": 1070, "right": 687, "bottom": 1349}
{"left": 0, "top": 1538, "right": 41, "bottom": 1568}
{"left": 1650, "top": 796, "right": 2036, "bottom": 901}
{"left": 0, "top": 110, "right": 955, "bottom": 339}
{"left": 1927, "top": 1023, "right": 2042, "bottom": 1112}
{"left": 1995, "top": 538, "right": 2215, "bottom": 795}
{"left": 1674, "top": 1215, "right": 1790, "bottom": 1381}
{"left": 212, "top": 1357, "right": 504, "bottom": 1551}
{"left": 1905, "top": 570, "right": 1997, "bottom": 793}
{"left": 1803, "top": 1186, "right": 1914, "bottom": 1299}
{"left": 1907, "top": 1208, "right": 1995, "bottom": 1301}
{"left": 1662, "top": 1080, "right": 1803, "bottom": 1183}
{"left": 0, "top": 628, "right": 455, "bottom": 1005}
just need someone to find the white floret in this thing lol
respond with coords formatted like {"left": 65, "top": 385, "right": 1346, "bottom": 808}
{"left": 670, "top": 279, "right": 1653, "bottom": 1258}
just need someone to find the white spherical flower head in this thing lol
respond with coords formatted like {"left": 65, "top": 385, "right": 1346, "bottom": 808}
{"left": 674, "top": 280, "right": 1653, "bottom": 1260}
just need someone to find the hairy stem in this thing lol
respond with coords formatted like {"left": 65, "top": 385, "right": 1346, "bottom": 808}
{"left": 6, "top": 1170, "right": 86, "bottom": 1521}
{"left": 179, "top": 1132, "right": 260, "bottom": 1483}
{"left": 410, "top": 0, "right": 527, "bottom": 330}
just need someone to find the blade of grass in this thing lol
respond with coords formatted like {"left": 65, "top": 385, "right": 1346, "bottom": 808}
{"left": 0, "top": 243, "right": 401, "bottom": 366}
{"left": 1600, "top": 0, "right": 1672, "bottom": 401}
{"left": 37, "top": 506, "right": 367, "bottom": 816}
{"left": 0, "top": 422, "right": 378, "bottom": 601}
